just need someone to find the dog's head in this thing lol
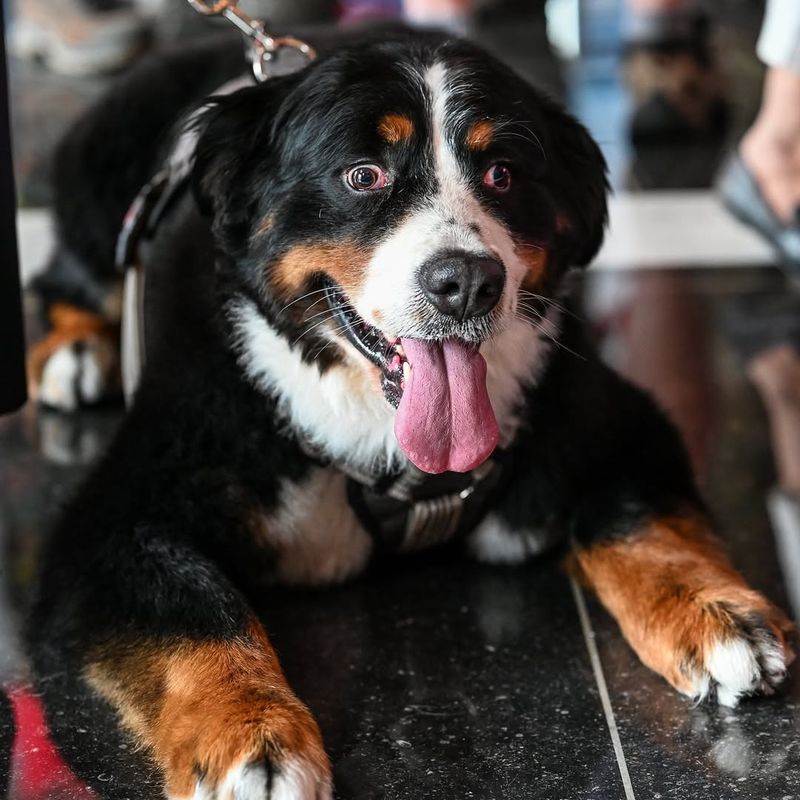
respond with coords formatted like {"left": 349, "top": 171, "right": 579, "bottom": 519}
{"left": 193, "top": 32, "right": 607, "bottom": 474}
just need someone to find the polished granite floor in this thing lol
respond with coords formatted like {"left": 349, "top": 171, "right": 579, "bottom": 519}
{"left": 1, "top": 266, "right": 799, "bottom": 800}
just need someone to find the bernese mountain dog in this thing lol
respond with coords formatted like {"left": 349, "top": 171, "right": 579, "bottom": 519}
{"left": 26, "top": 29, "right": 793, "bottom": 800}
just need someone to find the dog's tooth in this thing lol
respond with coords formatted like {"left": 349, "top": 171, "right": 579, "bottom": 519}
{"left": 402, "top": 362, "right": 411, "bottom": 383}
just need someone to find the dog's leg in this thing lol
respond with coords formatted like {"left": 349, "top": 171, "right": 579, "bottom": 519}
{"left": 27, "top": 303, "right": 119, "bottom": 411}
{"left": 86, "top": 622, "right": 331, "bottom": 800}
{"left": 572, "top": 513, "right": 794, "bottom": 706}
{"left": 31, "top": 529, "right": 331, "bottom": 799}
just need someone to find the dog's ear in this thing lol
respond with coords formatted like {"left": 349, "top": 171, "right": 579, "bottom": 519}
{"left": 541, "top": 100, "right": 609, "bottom": 268}
{"left": 191, "top": 79, "right": 296, "bottom": 245}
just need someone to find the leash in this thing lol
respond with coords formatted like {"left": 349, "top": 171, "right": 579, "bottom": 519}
{"left": 117, "top": 0, "right": 316, "bottom": 404}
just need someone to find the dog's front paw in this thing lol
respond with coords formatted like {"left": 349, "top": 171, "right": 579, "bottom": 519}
{"left": 27, "top": 304, "right": 119, "bottom": 412}
{"left": 161, "top": 690, "right": 331, "bottom": 800}
{"left": 676, "top": 597, "right": 793, "bottom": 707}
{"left": 576, "top": 519, "right": 794, "bottom": 708}
{"left": 638, "top": 587, "right": 794, "bottom": 708}
{"left": 35, "top": 338, "right": 117, "bottom": 411}
{"left": 209, "top": 757, "right": 332, "bottom": 800}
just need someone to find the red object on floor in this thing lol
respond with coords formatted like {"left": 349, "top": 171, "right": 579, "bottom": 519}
{"left": 6, "top": 684, "right": 97, "bottom": 800}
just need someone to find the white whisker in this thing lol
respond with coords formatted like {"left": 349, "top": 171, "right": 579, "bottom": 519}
{"left": 293, "top": 315, "right": 341, "bottom": 346}
{"left": 277, "top": 288, "right": 330, "bottom": 315}
{"left": 300, "top": 303, "right": 338, "bottom": 324}
{"left": 516, "top": 311, "right": 585, "bottom": 361}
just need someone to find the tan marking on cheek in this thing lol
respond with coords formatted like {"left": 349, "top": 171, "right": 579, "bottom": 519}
{"left": 271, "top": 242, "right": 371, "bottom": 298}
{"left": 377, "top": 113, "right": 414, "bottom": 144}
{"left": 516, "top": 244, "right": 548, "bottom": 289}
{"left": 372, "top": 309, "right": 384, "bottom": 325}
{"left": 465, "top": 120, "right": 494, "bottom": 151}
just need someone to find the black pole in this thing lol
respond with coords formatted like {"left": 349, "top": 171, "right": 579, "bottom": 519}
{"left": 0, "top": 4, "right": 27, "bottom": 414}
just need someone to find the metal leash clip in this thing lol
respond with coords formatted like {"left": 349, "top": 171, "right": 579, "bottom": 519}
{"left": 187, "top": 0, "right": 316, "bottom": 81}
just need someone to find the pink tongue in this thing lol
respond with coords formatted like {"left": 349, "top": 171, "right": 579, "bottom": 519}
{"left": 394, "top": 338, "right": 499, "bottom": 474}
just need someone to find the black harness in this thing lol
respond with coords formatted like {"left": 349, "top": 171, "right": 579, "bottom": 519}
{"left": 345, "top": 455, "right": 506, "bottom": 552}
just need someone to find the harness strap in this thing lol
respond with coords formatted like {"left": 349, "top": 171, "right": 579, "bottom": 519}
{"left": 346, "top": 456, "right": 505, "bottom": 551}
{"left": 295, "top": 432, "right": 508, "bottom": 552}
{"left": 116, "top": 75, "right": 254, "bottom": 405}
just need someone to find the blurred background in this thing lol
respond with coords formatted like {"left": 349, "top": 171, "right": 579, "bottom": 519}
{"left": 3, "top": 2, "right": 800, "bottom": 798}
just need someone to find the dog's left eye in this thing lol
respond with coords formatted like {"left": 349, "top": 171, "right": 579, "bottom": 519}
{"left": 345, "top": 165, "right": 388, "bottom": 192}
{"left": 483, "top": 163, "right": 512, "bottom": 192}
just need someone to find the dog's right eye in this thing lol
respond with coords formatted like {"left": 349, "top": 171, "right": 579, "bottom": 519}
{"left": 345, "top": 165, "right": 388, "bottom": 192}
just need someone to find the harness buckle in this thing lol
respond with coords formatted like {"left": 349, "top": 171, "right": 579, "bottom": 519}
{"left": 401, "top": 460, "right": 498, "bottom": 551}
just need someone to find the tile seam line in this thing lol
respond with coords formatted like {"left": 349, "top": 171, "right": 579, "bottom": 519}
{"left": 569, "top": 575, "right": 637, "bottom": 800}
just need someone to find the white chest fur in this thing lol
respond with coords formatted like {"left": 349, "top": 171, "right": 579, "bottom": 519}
{"left": 262, "top": 467, "right": 373, "bottom": 585}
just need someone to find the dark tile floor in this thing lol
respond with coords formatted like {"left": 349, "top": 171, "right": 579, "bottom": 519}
{"left": 2, "top": 266, "right": 799, "bottom": 800}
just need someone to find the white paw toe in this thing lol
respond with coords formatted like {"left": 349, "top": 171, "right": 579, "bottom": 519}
{"left": 226, "top": 762, "right": 270, "bottom": 800}
{"left": 707, "top": 639, "right": 764, "bottom": 707}
{"left": 77, "top": 342, "right": 106, "bottom": 403}
{"left": 270, "top": 758, "right": 332, "bottom": 800}
{"left": 185, "top": 757, "right": 332, "bottom": 800}
{"left": 694, "top": 630, "right": 788, "bottom": 708}
{"left": 38, "top": 339, "right": 114, "bottom": 411}
{"left": 39, "top": 344, "right": 81, "bottom": 411}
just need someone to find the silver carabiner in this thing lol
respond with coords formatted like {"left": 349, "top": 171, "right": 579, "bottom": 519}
{"left": 252, "top": 35, "right": 316, "bottom": 80}
{"left": 186, "top": 0, "right": 316, "bottom": 82}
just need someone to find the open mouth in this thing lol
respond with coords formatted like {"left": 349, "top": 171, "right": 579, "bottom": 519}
{"left": 324, "top": 283, "right": 407, "bottom": 408}
{"left": 323, "top": 281, "right": 500, "bottom": 475}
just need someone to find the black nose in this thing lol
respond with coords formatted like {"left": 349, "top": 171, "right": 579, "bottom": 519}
{"left": 418, "top": 252, "right": 505, "bottom": 320}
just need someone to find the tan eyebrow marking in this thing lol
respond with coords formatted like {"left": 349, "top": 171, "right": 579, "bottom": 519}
{"left": 465, "top": 120, "right": 494, "bottom": 151}
{"left": 377, "top": 113, "right": 414, "bottom": 144}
